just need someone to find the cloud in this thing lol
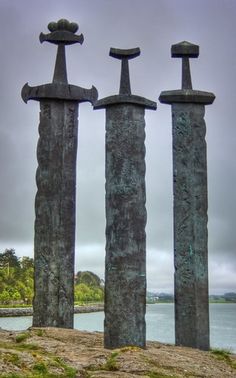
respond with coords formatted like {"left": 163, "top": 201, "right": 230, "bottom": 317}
{"left": 147, "top": 249, "right": 174, "bottom": 292}
{"left": 209, "top": 259, "right": 236, "bottom": 294}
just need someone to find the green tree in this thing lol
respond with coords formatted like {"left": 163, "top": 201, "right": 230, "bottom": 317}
{"left": 21, "top": 256, "right": 34, "bottom": 271}
{"left": 75, "top": 271, "right": 102, "bottom": 287}
{"left": 0, "top": 250, "right": 104, "bottom": 306}
{"left": 0, "top": 249, "right": 34, "bottom": 306}
{"left": 74, "top": 282, "right": 104, "bottom": 303}
{"left": 0, "top": 289, "right": 11, "bottom": 304}
{"left": 0, "top": 249, "right": 20, "bottom": 270}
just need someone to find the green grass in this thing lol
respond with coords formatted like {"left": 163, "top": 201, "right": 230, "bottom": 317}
{"left": 33, "top": 361, "right": 48, "bottom": 374}
{"left": 211, "top": 348, "right": 236, "bottom": 369}
{"left": 34, "top": 329, "right": 45, "bottom": 337}
{"left": 1, "top": 351, "right": 21, "bottom": 367}
{"left": 0, "top": 340, "right": 39, "bottom": 352}
{"left": 0, "top": 371, "right": 76, "bottom": 378}
{"left": 53, "top": 357, "right": 77, "bottom": 378}
{"left": 102, "top": 351, "right": 119, "bottom": 371}
{"left": 0, "top": 374, "right": 23, "bottom": 378}
{"left": 15, "top": 332, "right": 30, "bottom": 343}
{"left": 15, "top": 343, "right": 40, "bottom": 351}
{"left": 0, "top": 304, "right": 32, "bottom": 308}
{"left": 120, "top": 345, "right": 142, "bottom": 352}
{"left": 0, "top": 340, "right": 78, "bottom": 377}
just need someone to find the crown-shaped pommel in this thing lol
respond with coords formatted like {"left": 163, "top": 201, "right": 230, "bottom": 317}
{"left": 171, "top": 41, "right": 199, "bottom": 90}
{"left": 39, "top": 19, "right": 84, "bottom": 45}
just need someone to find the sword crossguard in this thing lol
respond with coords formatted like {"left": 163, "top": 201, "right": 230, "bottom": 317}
{"left": 21, "top": 83, "right": 98, "bottom": 105}
{"left": 109, "top": 47, "right": 140, "bottom": 95}
{"left": 171, "top": 41, "right": 199, "bottom": 90}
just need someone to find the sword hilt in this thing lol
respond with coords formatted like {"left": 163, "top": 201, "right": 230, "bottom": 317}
{"left": 109, "top": 47, "right": 140, "bottom": 95}
{"left": 39, "top": 19, "right": 84, "bottom": 84}
{"left": 22, "top": 19, "right": 98, "bottom": 105}
{"left": 171, "top": 41, "right": 199, "bottom": 90}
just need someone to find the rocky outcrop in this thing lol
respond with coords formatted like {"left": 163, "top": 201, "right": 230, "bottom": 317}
{"left": 0, "top": 327, "right": 235, "bottom": 377}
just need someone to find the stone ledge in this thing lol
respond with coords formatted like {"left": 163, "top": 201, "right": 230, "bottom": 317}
{"left": 0, "top": 304, "right": 104, "bottom": 317}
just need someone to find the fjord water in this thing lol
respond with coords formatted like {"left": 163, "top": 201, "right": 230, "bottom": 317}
{"left": 0, "top": 303, "right": 235, "bottom": 353}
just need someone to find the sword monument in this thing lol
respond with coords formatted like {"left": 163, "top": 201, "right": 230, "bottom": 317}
{"left": 94, "top": 48, "right": 156, "bottom": 348}
{"left": 22, "top": 19, "right": 97, "bottom": 328}
{"left": 159, "top": 41, "right": 215, "bottom": 350}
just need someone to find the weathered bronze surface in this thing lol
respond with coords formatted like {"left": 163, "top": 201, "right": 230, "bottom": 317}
{"left": 94, "top": 48, "right": 156, "bottom": 349}
{"left": 159, "top": 41, "right": 215, "bottom": 350}
{"left": 22, "top": 19, "right": 97, "bottom": 328}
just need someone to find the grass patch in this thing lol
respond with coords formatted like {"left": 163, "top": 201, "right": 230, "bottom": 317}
{"left": 120, "top": 345, "right": 142, "bottom": 352}
{"left": 211, "top": 348, "right": 236, "bottom": 369}
{"left": 0, "top": 340, "right": 39, "bottom": 352}
{"left": 34, "top": 329, "right": 45, "bottom": 337}
{"left": 0, "top": 304, "right": 32, "bottom": 309}
{"left": 103, "top": 351, "right": 119, "bottom": 371}
{"left": 0, "top": 354, "right": 77, "bottom": 378}
{"left": 52, "top": 357, "right": 77, "bottom": 378}
{"left": 0, "top": 339, "right": 77, "bottom": 378}
{"left": 211, "top": 348, "right": 231, "bottom": 358}
{"left": 0, "top": 336, "right": 41, "bottom": 353}
{"left": 15, "top": 332, "right": 30, "bottom": 343}
{"left": 15, "top": 343, "right": 40, "bottom": 351}
{"left": 33, "top": 362, "right": 48, "bottom": 374}
{"left": 0, "top": 374, "right": 23, "bottom": 378}
{"left": 1, "top": 351, "right": 21, "bottom": 367}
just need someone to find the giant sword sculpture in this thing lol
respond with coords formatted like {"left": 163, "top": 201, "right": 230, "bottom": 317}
{"left": 22, "top": 19, "right": 97, "bottom": 328}
{"left": 159, "top": 41, "right": 215, "bottom": 350}
{"left": 94, "top": 48, "right": 156, "bottom": 348}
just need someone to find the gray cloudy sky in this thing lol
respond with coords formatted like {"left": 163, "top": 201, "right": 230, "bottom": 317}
{"left": 0, "top": 0, "right": 235, "bottom": 294}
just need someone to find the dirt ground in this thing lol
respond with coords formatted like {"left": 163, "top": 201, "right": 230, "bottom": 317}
{"left": 0, "top": 327, "right": 235, "bottom": 377}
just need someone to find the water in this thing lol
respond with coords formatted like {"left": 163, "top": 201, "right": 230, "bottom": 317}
{"left": 0, "top": 303, "right": 235, "bottom": 352}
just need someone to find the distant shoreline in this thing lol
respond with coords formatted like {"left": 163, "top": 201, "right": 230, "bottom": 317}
{"left": 0, "top": 304, "right": 104, "bottom": 318}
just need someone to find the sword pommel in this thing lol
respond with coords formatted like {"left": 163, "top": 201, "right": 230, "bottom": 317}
{"left": 171, "top": 41, "right": 199, "bottom": 58}
{"left": 39, "top": 19, "right": 84, "bottom": 46}
{"left": 109, "top": 47, "right": 140, "bottom": 60}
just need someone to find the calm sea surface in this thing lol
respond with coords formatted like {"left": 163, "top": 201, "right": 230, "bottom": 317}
{"left": 0, "top": 303, "right": 235, "bottom": 352}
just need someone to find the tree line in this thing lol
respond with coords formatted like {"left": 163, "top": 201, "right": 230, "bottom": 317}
{"left": 0, "top": 249, "right": 104, "bottom": 306}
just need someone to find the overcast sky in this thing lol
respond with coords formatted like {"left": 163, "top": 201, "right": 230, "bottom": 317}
{"left": 0, "top": 0, "right": 235, "bottom": 294}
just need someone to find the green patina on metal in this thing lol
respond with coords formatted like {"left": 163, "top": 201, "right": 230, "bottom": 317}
{"left": 159, "top": 41, "right": 215, "bottom": 351}
{"left": 22, "top": 19, "right": 97, "bottom": 328}
{"left": 94, "top": 48, "right": 156, "bottom": 349}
